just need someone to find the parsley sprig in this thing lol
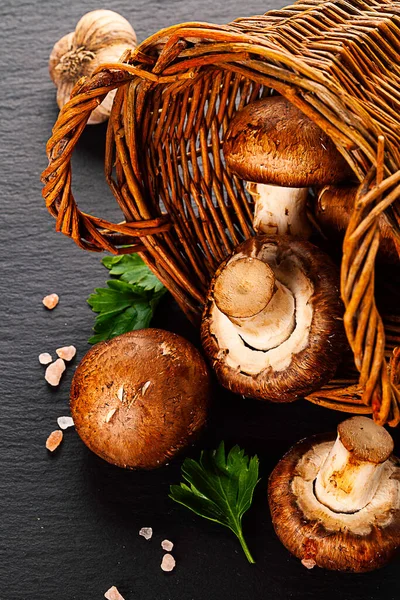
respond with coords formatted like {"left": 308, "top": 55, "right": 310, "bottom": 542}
{"left": 87, "top": 254, "right": 166, "bottom": 344}
{"left": 170, "top": 442, "right": 260, "bottom": 563}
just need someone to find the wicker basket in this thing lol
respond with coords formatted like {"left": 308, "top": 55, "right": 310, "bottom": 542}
{"left": 42, "top": 0, "right": 400, "bottom": 426}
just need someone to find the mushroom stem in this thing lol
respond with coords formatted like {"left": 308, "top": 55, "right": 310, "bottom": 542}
{"left": 214, "top": 256, "right": 295, "bottom": 350}
{"left": 214, "top": 257, "right": 276, "bottom": 320}
{"left": 314, "top": 417, "right": 394, "bottom": 513}
{"left": 247, "top": 183, "right": 312, "bottom": 238}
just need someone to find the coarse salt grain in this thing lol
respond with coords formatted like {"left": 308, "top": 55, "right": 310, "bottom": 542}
{"left": 139, "top": 527, "right": 153, "bottom": 540}
{"left": 56, "top": 345, "right": 76, "bottom": 361}
{"left": 46, "top": 430, "right": 63, "bottom": 452}
{"left": 57, "top": 416, "right": 74, "bottom": 430}
{"left": 39, "top": 353, "right": 52, "bottom": 365}
{"left": 45, "top": 359, "right": 66, "bottom": 386}
{"left": 104, "top": 586, "right": 125, "bottom": 600}
{"left": 301, "top": 558, "right": 316, "bottom": 569}
{"left": 161, "top": 539, "right": 174, "bottom": 552}
{"left": 42, "top": 293, "right": 59, "bottom": 309}
{"left": 161, "top": 553, "right": 176, "bottom": 572}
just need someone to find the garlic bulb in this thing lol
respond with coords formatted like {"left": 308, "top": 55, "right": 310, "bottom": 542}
{"left": 49, "top": 10, "right": 137, "bottom": 125}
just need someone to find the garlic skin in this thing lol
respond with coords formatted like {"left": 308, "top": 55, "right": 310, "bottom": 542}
{"left": 49, "top": 10, "right": 137, "bottom": 125}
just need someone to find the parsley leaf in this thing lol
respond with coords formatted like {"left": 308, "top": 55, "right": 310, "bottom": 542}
{"left": 170, "top": 442, "right": 260, "bottom": 563}
{"left": 102, "top": 254, "right": 165, "bottom": 293}
{"left": 87, "top": 255, "right": 166, "bottom": 344}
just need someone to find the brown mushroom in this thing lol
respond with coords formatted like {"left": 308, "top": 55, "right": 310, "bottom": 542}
{"left": 268, "top": 416, "right": 400, "bottom": 572}
{"left": 223, "top": 96, "right": 354, "bottom": 238}
{"left": 314, "top": 183, "right": 400, "bottom": 263}
{"left": 70, "top": 329, "right": 211, "bottom": 469}
{"left": 201, "top": 235, "right": 346, "bottom": 402}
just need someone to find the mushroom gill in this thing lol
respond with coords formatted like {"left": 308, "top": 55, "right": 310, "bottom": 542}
{"left": 269, "top": 417, "right": 400, "bottom": 571}
{"left": 201, "top": 235, "right": 346, "bottom": 402}
{"left": 209, "top": 246, "right": 313, "bottom": 374}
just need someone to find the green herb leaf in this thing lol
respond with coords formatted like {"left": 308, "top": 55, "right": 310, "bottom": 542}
{"left": 87, "top": 255, "right": 166, "bottom": 344}
{"left": 170, "top": 442, "right": 260, "bottom": 563}
{"left": 102, "top": 254, "right": 165, "bottom": 293}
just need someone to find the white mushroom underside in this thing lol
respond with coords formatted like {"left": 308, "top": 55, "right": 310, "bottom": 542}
{"left": 293, "top": 441, "right": 400, "bottom": 536}
{"left": 210, "top": 246, "right": 314, "bottom": 374}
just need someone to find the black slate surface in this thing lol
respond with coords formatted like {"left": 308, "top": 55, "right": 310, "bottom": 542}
{"left": 1, "top": 1, "right": 400, "bottom": 599}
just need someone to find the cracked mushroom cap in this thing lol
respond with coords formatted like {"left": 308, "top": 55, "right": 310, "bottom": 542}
{"left": 201, "top": 235, "right": 346, "bottom": 402}
{"left": 268, "top": 427, "right": 400, "bottom": 572}
{"left": 70, "top": 329, "right": 211, "bottom": 469}
{"left": 223, "top": 96, "right": 354, "bottom": 187}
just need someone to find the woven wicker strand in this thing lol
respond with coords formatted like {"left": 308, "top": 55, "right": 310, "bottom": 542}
{"left": 42, "top": 0, "right": 400, "bottom": 425}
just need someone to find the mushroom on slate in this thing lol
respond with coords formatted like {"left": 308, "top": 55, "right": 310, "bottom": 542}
{"left": 201, "top": 235, "right": 346, "bottom": 402}
{"left": 70, "top": 329, "right": 211, "bottom": 469}
{"left": 314, "top": 183, "right": 400, "bottom": 263}
{"left": 268, "top": 416, "right": 400, "bottom": 572}
{"left": 223, "top": 96, "right": 354, "bottom": 238}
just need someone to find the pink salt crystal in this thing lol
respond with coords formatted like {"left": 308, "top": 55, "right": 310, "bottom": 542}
{"left": 57, "top": 416, "right": 74, "bottom": 430}
{"left": 56, "top": 345, "right": 76, "bottom": 361}
{"left": 161, "top": 553, "right": 176, "bottom": 572}
{"left": 104, "top": 586, "right": 125, "bottom": 600}
{"left": 42, "top": 293, "right": 59, "bottom": 309}
{"left": 39, "top": 353, "right": 52, "bottom": 365}
{"left": 301, "top": 558, "right": 316, "bottom": 570}
{"left": 46, "top": 430, "right": 63, "bottom": 452}
{"left": 45, "top": 358, "right": 66, "bottom": 386}
{"left": 161, "top": 539, "right": 174, "bottom": 552}
{"left": 139, "top": 527, "right": 153, "bottom": 540}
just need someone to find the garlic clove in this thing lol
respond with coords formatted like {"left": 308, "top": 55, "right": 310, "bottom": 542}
{"left": 49, "top": 9, "right": 136, "bottom": 124}
{"left": 90, "top": 43, "right": 135, "bottom": 70}
{"left": 49, "top": 32, "right": 75, "bottom": 86}
{"left": 85, "top": 44, "right": 132, "bottom": 125}
{"left": 56, "top": 80, "right": 74, "bottom": 112}
{"left": 74, "top": 10, "right": 137, "bottom": 52}
{"left": 87, "top": 89, "right": 116, "bottom": 125}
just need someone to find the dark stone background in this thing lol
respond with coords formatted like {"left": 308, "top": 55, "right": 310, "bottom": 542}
{"left": 1, "top": 0, "right": 399, "bottom": 598}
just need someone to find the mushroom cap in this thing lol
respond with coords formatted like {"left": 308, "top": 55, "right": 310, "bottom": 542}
{"left": 314, "top": 184, "right": 399, "bottom": 264}
{"left": 70, "top": 329, "right": 211, "bottom": 469}
{"left": 338, "top": 416, "right": 394, "bottom": 464}
{"left": 201, "top": 235, "right": 346, "bottom": 402}
{"left": 268, "top": 433, "right": 400, "bottom": 572}
{"left": 223, "top": 96, "right": 354, "bottom": 187}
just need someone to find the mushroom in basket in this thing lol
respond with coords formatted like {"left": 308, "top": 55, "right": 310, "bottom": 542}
{"left": 313, "top": 183, "right": 400, "bottom": 263}
{"left": 201, "top": 235, "right": 346, "bottom": 402}
{"left": 223, "top": 96, "right": 354, "bottom": 238}
{"left": 268, "top": 416, "right": 400, "bottom": 572}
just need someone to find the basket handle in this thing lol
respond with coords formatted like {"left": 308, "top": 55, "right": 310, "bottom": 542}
{"left": 41, "top": 63, "right": 171, "bottom": 254}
